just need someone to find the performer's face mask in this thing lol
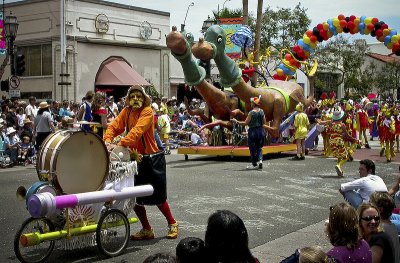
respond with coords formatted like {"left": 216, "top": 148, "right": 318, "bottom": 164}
{"left": 129, "top": 90, "right": 144, "bottom": 109}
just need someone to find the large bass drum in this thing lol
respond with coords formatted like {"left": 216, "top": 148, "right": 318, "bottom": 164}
{"left": 37, "top": 130, "right": 109, "bottom": 194}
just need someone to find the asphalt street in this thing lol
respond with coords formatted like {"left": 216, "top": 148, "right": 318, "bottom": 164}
{"left": 1, "top": 138, "right": 399, "bottom": 263}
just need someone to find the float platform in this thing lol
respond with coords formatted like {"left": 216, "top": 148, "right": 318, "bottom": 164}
{"left": 178, "top": 144, "right": 296, "bottom": 160}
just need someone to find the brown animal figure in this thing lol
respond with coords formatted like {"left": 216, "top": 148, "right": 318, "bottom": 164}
{"left": 167, "top": 25, "right": 312, "bottom": 138}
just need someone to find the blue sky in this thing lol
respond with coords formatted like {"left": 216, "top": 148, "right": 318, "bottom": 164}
{"left": 110, "top": 0, "right": 400, "bottom": 45}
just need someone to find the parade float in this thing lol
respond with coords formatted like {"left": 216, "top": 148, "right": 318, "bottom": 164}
{"left": 169, "top": 13, "right": 400, "bottom": 160}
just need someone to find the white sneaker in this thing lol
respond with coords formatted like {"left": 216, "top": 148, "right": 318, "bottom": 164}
{"left": 335, "top": 165, "right": 344, "bottom": 177}
{"left": 246, "top": 165, "right": 258, "bottom": 170}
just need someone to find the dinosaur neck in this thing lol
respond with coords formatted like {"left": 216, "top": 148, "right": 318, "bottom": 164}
{"left": 230, "top": 79, "right": 259, "bottom": 106}
{"left": 213, "top": 51, "right": 242, "bottom": 88}
{"left": 195, "top": 81, "right": 231, "bottom": 119}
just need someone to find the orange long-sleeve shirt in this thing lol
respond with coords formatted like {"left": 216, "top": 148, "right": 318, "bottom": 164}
{"left": 103, "top": 106, "right": 158, "bottom": 154}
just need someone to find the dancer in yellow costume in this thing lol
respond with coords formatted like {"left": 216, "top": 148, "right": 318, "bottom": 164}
{"left": 292, "top": 102, "right": 309, "bottom": 160}
{"left": 380, "top": 109, "right": 396, "bottom": 162}
{"left": 343, "top": 102, "right": 357, "bottom": 161}
{"left": 320, "top": 101, "right": 333, "bottom": 157}
{"left": 320, "top": 109, "right": 358, "bottom": 177}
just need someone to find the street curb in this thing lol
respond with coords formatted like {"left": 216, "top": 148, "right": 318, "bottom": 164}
{"left": 251, "top": 220, "right": 332, "bottom": 263}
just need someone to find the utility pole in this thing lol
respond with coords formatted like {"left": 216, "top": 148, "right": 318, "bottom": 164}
{"left": 242, "top": 0, "right": 248, "bottom": 25}
{"left": 251, "top": 0, "right": 263, "bottom": 86}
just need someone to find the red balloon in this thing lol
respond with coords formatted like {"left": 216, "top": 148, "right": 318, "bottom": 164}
{"left": 317, "top": 24, "right": 323, "bottom": 30}
{"left": 285, "top": 53, "right": 292, "bottom": 60}
{"left": 339, "top": 20, "right": 347, "bottom": 28}
{"left": 347, "top": 21, "right": 355, "bottom": 30}
{"left": 293, "top": 45, "right": 300, "bottom": 52}
{"left": 367, "top": 23, "right": 375, "bottom": 31}
{"left": 338, "top": 14, "right": 345, "bottom": 20}
{"left": 310, "top": 35, "right": 317, "bottom": 43}
{"left": 376, "top": 29, "right": 383, "bottom": 37}
{"left": 371, "top": 17, "right": 379, "bottom": 24}
{"left": 381, "top": 24, "right": 388, "bottom": 30}
{"left": 349, "top": 15, "right": 356, "bottom": 21}
{"left": 306, "top": 30, "right": 313, "bottom": 37}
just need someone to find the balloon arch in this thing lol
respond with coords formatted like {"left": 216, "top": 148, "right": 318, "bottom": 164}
{"left": 273, "top": 14, "right": 400, "bottom": 80}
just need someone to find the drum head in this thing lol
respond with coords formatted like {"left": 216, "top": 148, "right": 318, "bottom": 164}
{"left": 56, "top": 132, "right": 108, "bottom": 194}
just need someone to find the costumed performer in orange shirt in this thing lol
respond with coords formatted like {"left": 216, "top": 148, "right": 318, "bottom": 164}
{"left": 104, "top": 86, "right": 178, "bottom": 240}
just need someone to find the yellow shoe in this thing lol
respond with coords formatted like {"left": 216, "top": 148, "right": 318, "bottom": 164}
{"left": 167, "top": 222, "right": 179, "bottom": 239}
{"left": 131, "top": 228, "right": 155, "bottom": 241}
{"left": 335, "top": 165, "right": 344, "bottom": 177}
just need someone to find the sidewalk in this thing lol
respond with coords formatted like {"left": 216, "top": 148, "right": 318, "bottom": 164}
{"left": 251, "top": 136, "right": 383, "bottom": 263}
{"left": 251, "top": 220, "right": 332, "bottom": 263}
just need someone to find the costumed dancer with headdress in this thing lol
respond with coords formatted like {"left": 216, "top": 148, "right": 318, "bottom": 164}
{"left": 380, "top": 107, "right": 396, "bottom": 162}
{"left": 369, "top": 102, "right": 380, "bottom": 141}
{"left": 292, "top": 102, "right": 309, "bottom": 160}
{"left": 320, "top": 92, "right": 332, "bottom": 157}
{"left": 355, "top": 103, "right": 371, "bottom": 149}
{"left": 104, "top": 86, "right": 179, "bottom": 240}
{"left": 377, "top": 104, "right": 387, "bottom": 157}
{"left": 319, "top": 108, "right": 358, "bottom": 177}
{"left": 343, "top": 101, "right": 357, "bottom": 161}
{"left": 393, "top": 107, "right": 400, "bottom": 153}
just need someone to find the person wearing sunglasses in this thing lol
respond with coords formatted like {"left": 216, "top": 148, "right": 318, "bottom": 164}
{"left": 326, "top": 203, "right": 372, "bottom": 263}
{"left": 358, "top": 203, "right": 395, "bottom": 263}
{"left": 339, "top": 159, "right": 387, "bottom": 208}
{"left": 369, "top": 192, "right": 400, "bottom": 263}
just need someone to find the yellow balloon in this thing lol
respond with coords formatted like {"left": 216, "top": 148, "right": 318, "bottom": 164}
{"left": 304, "top": 51, "right": 310, "bottom": 57}
{"left": 364, "top": 28, "right": 370, "bottom": 35}
{"left": 323, "top": 23, "right": 329, "bottom": 31}
{"left": 336, "top": 27, "right": 343, "bottom": 33}
{"left": 303, "top": 36, "right": 311, "bottom": 44}
{"left": 383, "top": 29, "right": 390, "bottom": 36}
{"left": 353, "top": 27, "right": 359, "bottom": 34}
{"left": 277, "top": 68, "right": 284, "bottom": 76}
{"left": 327, "top": 31, "right": 333, "bottom": 38}
{"left": 354, "top": 18, "right": 360, "bottom": 25}
{"left": 392, "top": 35, "right": 400, "bottom": 43}
{"left": 387, "top": 42, "right": 393, "bottom": 49}
{"left": 333, "top": 18, "right": 340, "bottom": 27}
{"left": 309, "top": 42, "right": 317, "bottom": 49}
{"left": 364, "top": 17, "right": 372, "bottom": 24}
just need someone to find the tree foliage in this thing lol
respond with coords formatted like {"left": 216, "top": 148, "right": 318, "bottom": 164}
{"left": 259, "top": 3, "right": 311, "bottom": 52}
{"left": 312, "top": 35, "right": 369, "bottom": 98}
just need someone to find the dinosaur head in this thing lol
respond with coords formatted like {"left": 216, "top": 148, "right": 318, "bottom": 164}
{"left": 192, "top": 25, "right": 226, "bottom": 61}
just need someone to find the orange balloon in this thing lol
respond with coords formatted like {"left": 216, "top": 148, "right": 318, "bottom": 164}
{"left": 306, "top": 30, "right": 313, "bottom": 37}
{"left": 285, "top": 53, "right": 292, "bottom": 60}
{"left": 367, "top": 23, "right": 375, "bottom": 31}
{"left": 339, "top": 20, "right": 347, "bottom": 28}
{"left": 338, "top": 14, "right": 345, "bottom": 20}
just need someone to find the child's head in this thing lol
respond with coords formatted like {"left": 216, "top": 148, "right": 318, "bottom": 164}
{"left": 22, "top": 136, "right": 30, "bottom": 144}
{"left": 176, "top": 237, "right": 205, "bottom": 263}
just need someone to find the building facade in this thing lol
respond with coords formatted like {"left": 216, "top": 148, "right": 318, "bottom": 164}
{"left": 0, "top": 0, "right": 185, "bottom": 101}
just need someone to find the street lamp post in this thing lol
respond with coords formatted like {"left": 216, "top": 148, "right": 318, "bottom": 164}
{"left": 222, "top": 0, "right": 231, "bottom": 10}
{"left": 4, "top": 12, "right": 19, "bottom": 76}
{"left": 181, "top": 2, "right": 194, "bottom": 32}
{"left": 201, "top": 16, "right": 216, "bottom": 34}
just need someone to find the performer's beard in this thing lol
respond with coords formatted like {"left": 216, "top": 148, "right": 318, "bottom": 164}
{"left": 129, "top": 91, "right": 144, "bottom": 109}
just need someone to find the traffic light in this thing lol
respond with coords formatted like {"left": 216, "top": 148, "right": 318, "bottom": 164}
{"left": 15, "top": 54, "right": 25, "bottom": 76}
{"left": 0, "top": 80, "right": 9, "bottom": 92}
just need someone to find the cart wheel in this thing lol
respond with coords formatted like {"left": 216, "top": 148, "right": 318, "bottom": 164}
{"left": 96, "top": 209, "right": 130, "bottom": 257}
{"left": 14, "top": 217, "right": 55, "bottom": 263}
{"left": 184, "top": 154, "right": 188, "bottom": 161}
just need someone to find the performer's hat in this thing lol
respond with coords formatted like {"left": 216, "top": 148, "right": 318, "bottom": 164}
{"left": 250, "top": 95, "right": 261, "bottom": 106}
{"left": 295, "top": 102, "right": 304, "bottom": 112}
{"left": 332, "top": 110, "right": 344, "bottom": 121}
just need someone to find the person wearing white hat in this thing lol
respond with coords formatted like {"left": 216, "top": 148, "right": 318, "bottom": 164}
{"left": 320, "top": 108, "right": 358, "bottom": 177}
{"left": 4, "top": 126, "right": 20, "bottom": 165}
{"left": 104, "top": 85, "right": 178, "bottom": 240}
{"left": 34, "top": 101, "right": 55, "bottom": 151}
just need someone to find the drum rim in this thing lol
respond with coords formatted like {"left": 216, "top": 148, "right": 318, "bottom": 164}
{"left": 36, "top": 131, "right": 109, "bottom": 194}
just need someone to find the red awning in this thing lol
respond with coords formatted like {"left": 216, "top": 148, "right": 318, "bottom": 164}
{"left": 95, "top": 58, "right": 150, "bottom": 86}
